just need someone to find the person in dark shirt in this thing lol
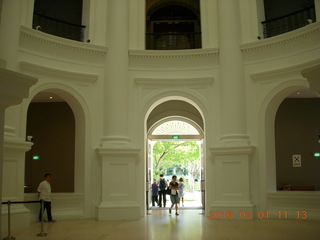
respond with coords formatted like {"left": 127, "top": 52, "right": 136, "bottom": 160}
{"left": 151, "top": 179, "right": 159, "bottom": 207}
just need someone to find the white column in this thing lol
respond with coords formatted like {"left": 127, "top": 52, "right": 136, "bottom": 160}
{"left": 0, "top": 0, "right": 21, "bottom": 70}
{"left": 0, "top": 68, "right": 37, "bottom": 238}
{"left": 315, "top": 0, "right": 320, "bottom": 22}
{"left": 218, "top": 0, "right": 249, "bottom": 146}
{"left": 101, "top": 0, "right": 131, "bottom": 147}
{"left": 200, "top": 0, "right": 219, "bottom": 48}
{"left": 208, "top": 0, "right": 254, "bottom": 218}
{"left": 97, "top": 0, "right": 140, "bottom": 221}
{"left": 0, "top": 107, "right": 4, "bottom": 238}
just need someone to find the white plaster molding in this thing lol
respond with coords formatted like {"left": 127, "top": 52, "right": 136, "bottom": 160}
{"left": 24, "top": 193, "right": 85, "bottom": 221}
{"left": 250, "top": 64, "right": 309, "bottom": 83}
{"left": 0, "top": 59, "right": 6, "bottom": 68}
{"left": 97, "top": 147, "right": 140, "bottom": 157}
{"left": 210, "top": 145, "right": 256, "bottom": 156}
{"left": 241, "top": 22, "right": 320, "bottom": 53}
{"left": 129, "top": 48, "right": 219, "bottom": 70}
{"left": 20, "top": 25, "right": 107, "bottom": 56}
{"left": 241, "top": 22, "right": 320, "bottom": 64}
{"left": 20, "top": 61, "right": 98, "bottom": 85}
{"left": 19, "top": 26, "right": 107, "bottom": 67}
{"left": 267, "top": 192, "right": 320, "bottom": 219}
{"left": 0, "top": 68, "right": 37, "bottom": 107}
{"left": 3, "top": 139, "right": 33, "bottom": 152}
{"left": 134, "top": 76, "right": 214, "bottom": 87}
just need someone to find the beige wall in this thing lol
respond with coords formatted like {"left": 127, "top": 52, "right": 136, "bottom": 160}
{"left": 276, "top": 98, "right": 320, "bottom": 190}
{"left": 25, "top": 102, "right": 75, "bottom": 193}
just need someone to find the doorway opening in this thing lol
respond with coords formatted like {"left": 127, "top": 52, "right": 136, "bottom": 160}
{"left": 146, "top": 117, "right": 204, "bottom": 212}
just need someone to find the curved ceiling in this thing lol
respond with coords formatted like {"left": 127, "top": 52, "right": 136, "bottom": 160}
{"left": 152, "top": 120, "right": 200, "bottom": 135}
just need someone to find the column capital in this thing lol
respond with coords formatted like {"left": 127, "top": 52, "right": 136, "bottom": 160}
{"left": 0, "top": 68, "right": 37, "bottom": 108}
{"left": 210, "top": 145, "right": 256, "bottom": 157}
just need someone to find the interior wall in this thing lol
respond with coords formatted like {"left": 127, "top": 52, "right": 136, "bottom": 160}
{"left": 25, "top": 102, "right": 75, "bottom": 193}
{"left": 275, "top": 98, "right": 320, "bottom": 190}
{"left": 264, "top": 0, "right": 315, "bottom": 19}
{"left": 33, "top": 0, "right": 83, "bottom": 24}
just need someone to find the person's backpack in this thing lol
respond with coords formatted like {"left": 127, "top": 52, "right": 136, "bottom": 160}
{"left": 159, "top": 178, "right": 166, "bottom": 191}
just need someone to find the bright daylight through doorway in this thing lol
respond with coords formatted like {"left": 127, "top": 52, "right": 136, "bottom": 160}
{"left": 147, "top": 120, "right": 204, "bottom": 210}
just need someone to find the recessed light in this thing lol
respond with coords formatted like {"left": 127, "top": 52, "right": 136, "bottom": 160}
{"left": 49, "top": 96, "right": 53, "bottom": 99}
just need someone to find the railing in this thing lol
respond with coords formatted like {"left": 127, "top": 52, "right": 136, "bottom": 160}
{"left": 33, "top": 13, "right": 86, "bottom": 42}
{"left": 2, "top": 200, "right": 47, "bottom": 238}
{"left": 261, "top": 6, "right": 316, "bottom": 38}
{"left": 146, "top": 32, "right": 202, "bottom": 50}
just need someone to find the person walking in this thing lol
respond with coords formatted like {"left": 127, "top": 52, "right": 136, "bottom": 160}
{"left": 38, "top": 173, "right": 56, "bottom": 222}
{"left": 157, "top": 174, "right": 168, "bottom": 207}
{"left": 178, "top": 177, "right": 185, "bottom": 207}
{"left": 151, "top": 179, "right": 159, "bottom": 207}
{"left": 169, "top": 175, "right": 180, "bottom": 215}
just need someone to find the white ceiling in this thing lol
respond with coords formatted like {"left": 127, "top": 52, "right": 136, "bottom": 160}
{"left": 32, "top": 91, "right": 65, "bottom": 102}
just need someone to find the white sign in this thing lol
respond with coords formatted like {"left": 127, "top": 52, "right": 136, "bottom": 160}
{"left": 292, "top": 155, "right": 301, "bottom": 167}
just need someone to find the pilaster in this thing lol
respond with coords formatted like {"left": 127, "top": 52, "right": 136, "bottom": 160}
{"left": 102, "top": 0, "right": 131, "bottom": 147}
{"left": 0, "top": 68, "right": 37, "bottom": 235}
{"left": 96, "top": 147, "right": 141, "bottom": 220}
{"left": 210, "top": 146, "right": 255, "bottom": 218}
{"left": 0, "top": 0, "right": 21, "bottom": 70}
{"left": 218, "top": 0, "right": 249, "bottom": 146}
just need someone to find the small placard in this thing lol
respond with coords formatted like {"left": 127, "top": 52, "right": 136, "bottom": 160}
{"left": 292, "top": 155, "right": 301, "bottom": 167}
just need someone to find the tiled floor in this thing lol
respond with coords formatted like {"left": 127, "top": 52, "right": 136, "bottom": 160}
{"left": 3, "top": 210, "right": 320, "bottom": 240}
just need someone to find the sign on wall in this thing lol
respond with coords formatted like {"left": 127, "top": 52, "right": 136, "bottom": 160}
{"left": 292, "top": 154, "right": 301, "bottom": 167}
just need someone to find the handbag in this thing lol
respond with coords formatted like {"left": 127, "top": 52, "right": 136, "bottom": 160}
{"left": 165, "top": 187, "right": 171, "bottom": 195}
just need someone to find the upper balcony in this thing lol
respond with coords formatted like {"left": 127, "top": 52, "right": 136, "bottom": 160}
{"left": 262, "top": 5, "right": 316, "bottom": 38}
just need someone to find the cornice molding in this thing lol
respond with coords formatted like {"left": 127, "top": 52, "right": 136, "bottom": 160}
{"left": 20, "top": 25, "right": 108, "bottom": 56}
{"left": 130, "top": 48, "right": 218, "bottom": 59}
{"left": 134, "top": 76, "right": 214, "bottom": 87}
{"left": 250, "top": 61, "right": 318, "bottom": 82}
{"left": 0, "top": 67, "right": 37, "bottom": 107}
{"left": 129, "top": 48, "right": 219, "bottom": 70}
{"left": 241, "top": 22, "right": 320, "bottom": 53}
{"left": 20, "top": 61, "right": 98, "bottom": 85}
{"left": 210, "top": 145, "right": 256, "bottom": 156}
{"left": 97, "top": 147, "right": 141, "bottom": 158}
{"left": 4, "top": 139, "right": 33, "bottom": 152}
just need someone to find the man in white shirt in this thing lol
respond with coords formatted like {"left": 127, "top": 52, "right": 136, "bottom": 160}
{"left": 38, "top": 173, "right": 55, "bottom": 222}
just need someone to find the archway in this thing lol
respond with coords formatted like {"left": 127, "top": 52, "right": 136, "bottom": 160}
{"left": 145, "top": 99, "right": 205, "bottom": 213}
{"left": 25, "top": 91, "right": 75, "bottom": 193}
{"left": 23, "top": 86, "right": 89, "bottom": 219}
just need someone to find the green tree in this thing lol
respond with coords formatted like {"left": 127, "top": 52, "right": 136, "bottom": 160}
{"left": 152, "top": 141, "right": 200, "bottom": 192}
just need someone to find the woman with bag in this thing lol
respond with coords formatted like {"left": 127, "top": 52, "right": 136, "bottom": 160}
{"left": 169, "top": 175, "right": 180, "bottom": 215}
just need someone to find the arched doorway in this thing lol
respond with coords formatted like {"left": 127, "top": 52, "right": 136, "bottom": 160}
{"left": 25, "top": 90, "right": 75, "bottom": 193}
{"left": 23, "top": 87, "right": 88, "bottom": 219}
{"left": 145, "top": 100, "right": 205, "bottom": 213}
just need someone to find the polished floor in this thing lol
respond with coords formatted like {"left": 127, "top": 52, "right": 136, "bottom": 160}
{"left": 4, "top": 210, "right": 320, "bottom": 240}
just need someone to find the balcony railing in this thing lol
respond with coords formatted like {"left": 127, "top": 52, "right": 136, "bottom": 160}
{"left": 146, "top": 32, "right": 202, "bottom": 50}
{"left": 261, "top": 6, "right": 316, "bottom": 38}
{"left": 33, "top": 13, "right": 86, "bottom": 42}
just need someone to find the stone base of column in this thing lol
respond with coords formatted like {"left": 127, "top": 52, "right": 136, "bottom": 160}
{"left": 97, "top": 202, "right": 140, "bottom": 220}
{"left": 1, "top": 205, "right": 30, "bottom": 231}
{"left": 220, "top": 134, "right": 251, "bottom": 146}
{"left": 209, "top": 145, "right": 256, "bottom": 219}
{"left": 97, "top": 143, "right": 141, "bottom": 221}
{"left": 100, "top": 135, "right": 132, "bottom": 148}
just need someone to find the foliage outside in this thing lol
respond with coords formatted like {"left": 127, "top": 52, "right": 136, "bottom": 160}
{"left": 152, "top": 141, "right": 201, "bottom": 192}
